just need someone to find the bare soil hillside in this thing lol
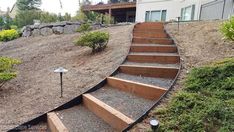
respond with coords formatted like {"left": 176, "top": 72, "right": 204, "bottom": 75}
{"left": 0, "top": 25, "right": 133, "bottom": 131}
{"left": 130, "top": 21, "right": 234, "bottom": 131}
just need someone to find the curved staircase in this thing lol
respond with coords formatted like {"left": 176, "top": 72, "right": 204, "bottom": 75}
{"left": 14, "top": 22, "right": 181, "bottom": 132}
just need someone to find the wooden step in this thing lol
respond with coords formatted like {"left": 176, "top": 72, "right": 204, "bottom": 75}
{"left": 133, "top": 32, "right": 168, "bottom": 38}
{"left": 130, "top": 45, "right": 177, "bottom": 53}
{"left": 133, "top": 37, "right": 173, "bottom": 44}
{"left": 127, "top": 53, "right": 180, "bottom": 64}
{"left": 47, "top": 112, "right": 68, "bottom": 132}
{"left": 133, "top": 28, "right": 165, "bottom": 33}
{"left": 83, "top": 94, "right": 134, "bottom": 131}
{"left": 107, "top": 77, "right": 167, "bottom": 100}
{"left": 119, "top": 65, "right": 179, "bottom": 79}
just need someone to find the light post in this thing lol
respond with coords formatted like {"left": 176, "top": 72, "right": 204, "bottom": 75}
{"left": 54, "top": 67, "right": 68, "bottom": 98}
{"left": 176, "top": 16, "right": 181, "bottom": 31}
{"left": 150, "top": 119, "right": 159, "bottom": 132}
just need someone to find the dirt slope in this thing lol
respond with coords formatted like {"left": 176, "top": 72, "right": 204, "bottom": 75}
{"left": 130, "top": 21, "right": 234, "bottom": 131}
{"left": 0, "top": 25, "right": 133, "bottom": 131}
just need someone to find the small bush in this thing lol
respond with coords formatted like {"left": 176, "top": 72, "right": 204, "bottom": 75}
{"left": 0, "top": 29, "right": 19, "bottom": 42}
{"left": 0, "top": 57, "right": 21, "bottom": 88}
{"left": 155, "top": 58, "right": 234, "bottom": 131}
{"left": 77, "top": 23, "right": 92, "bottom": 32}
{"left": 75, "top": 31, "right": 109, "bottom": 53}
{"left": 10, "top": 25, "right": 18, "bottom": 30}
{"left": 220, "top": 16, "right": 234, "bottom": 41}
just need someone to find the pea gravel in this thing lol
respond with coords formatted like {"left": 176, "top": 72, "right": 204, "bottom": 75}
{"left": 90, "top": 85, "right": 155, "bottom": 120}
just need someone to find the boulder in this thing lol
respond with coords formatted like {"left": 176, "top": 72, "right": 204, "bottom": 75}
{"left": 32, "top": 29, "right": 40, "bottom": 37}
{"left": 40, "top": 27, "right": 53, "bottom": 36}
{"left": 22, "top": 26, "right": 32, "bottom": 37}
{"left": 64, "top": 25, "right": 80, "bottom": 34}
{"left": 52, "top": 21, "right": 67, "bottom": 27}
{"left": 52, "top": 26, "right": 64, "bottom": 34}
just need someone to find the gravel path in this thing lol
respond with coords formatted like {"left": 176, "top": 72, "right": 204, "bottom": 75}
{"left": 57, "top": 105, "right": 114, "bottom": 132}
{"left": 129, "top": 52, "right": 178, "bottom": 56}
{"left": 114, "top": 73, "right": 173, "bottom": 89}
{"left": 123, "top": 62, "right": 180, "bottom": 68}
{"left": 0, "top": 25, "right": 133, "bottom": 131}
{"left": 90, "top": 85, "right": 155, "bottom": 120}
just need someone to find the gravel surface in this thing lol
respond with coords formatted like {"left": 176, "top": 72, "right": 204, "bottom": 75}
{"left": 129, "top": 52, "right": 178, "bottom": 56}
{"left": 90, "top": 85, "right": 155, "bottom": 120}
{"left": 57, "top": 105, "right": 114, "bottom": 132}
{"left": 0, "top": 25, "right": 133, "bottom": 131}
{"left": 123, "top": 62, "right": 180, "bottom": 68}
{"left": 130, "top": 21, "right": 234, "bottom": 131}
{"left": 114, "top": 73, "right": 173, "bottom": 89}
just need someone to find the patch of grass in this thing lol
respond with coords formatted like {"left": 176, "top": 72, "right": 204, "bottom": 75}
{"left": 155, "top": 58, "right": 234, "bottom": 132}
{"left": 0, "top": 57, "right": 21, "bottom": 88}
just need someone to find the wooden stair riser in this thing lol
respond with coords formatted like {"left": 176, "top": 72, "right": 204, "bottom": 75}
{"left": 130, "top": 45, "right": 177, "bottom": 53}
{"left": 83, "top": 94, "right": 134, "bottom": 131}
{"left": 133, "top": 38, "right": 173, "bottom": 44}
{"left": 107, "top": 77, "right": 167, "bottom": 100}
{"left": 119, "top": 65, "right": 178, "bottom": 79}
{"left": 47, "top": 112, "right": 68, "bottom": 132}
{"left": 133, "top": 28, "right": 165, "bottom": 33}
{"left": 127, "top": 55, "right": 180, "bottom": 64}
{"left": 133, "top": 32, "right": 168, "bottom": 38}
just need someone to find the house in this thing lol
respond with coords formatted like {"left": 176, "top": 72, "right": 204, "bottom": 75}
{"left": 136, "top": 0, "right": 234, "bottom": 22}
{"left": 0, "top": 9, "right": 6, "bottom": 16}
{"left": 82, "top": 1, "right": 136, "bottom": 23}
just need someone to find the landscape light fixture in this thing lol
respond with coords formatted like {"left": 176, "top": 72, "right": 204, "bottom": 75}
{"left": 54, "top": 67, "right": 68, "bottom": 98}
{"left": 150, "top": 119, "right": 159, "bottom": 132}
{"left": 176, "top": 16, "right": 181, "bottom": 31}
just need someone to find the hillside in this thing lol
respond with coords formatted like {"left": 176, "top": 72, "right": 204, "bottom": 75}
{"left": 0, "top": 25, "right": 133, "bottom": 130}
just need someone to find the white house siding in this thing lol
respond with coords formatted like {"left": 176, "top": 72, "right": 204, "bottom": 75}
{"left": 136, "top": 0, "right": 216, "bottom": 22}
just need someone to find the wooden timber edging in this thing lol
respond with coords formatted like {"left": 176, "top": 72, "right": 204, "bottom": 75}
{"left": 47, "top": 112, "right": 68, "bottom": 132}
{"left": 122, "top": 23, "right": 182, "bottom": 131}
{"left": 83, "top": 94, "right": 134, "bottom": 131}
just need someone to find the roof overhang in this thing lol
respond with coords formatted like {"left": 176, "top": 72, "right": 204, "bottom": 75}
{"left": 82, "top": 2, "right": 136, "bottom": 11}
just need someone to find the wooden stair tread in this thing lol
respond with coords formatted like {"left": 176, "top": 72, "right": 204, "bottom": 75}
{"left": 129, "top": 52, "right": 179, "bottom": 56}
{"left": 89, "top": 85, "right": 155, "bottom": 119}
{"left": 123, "top": 61, "right": 180, "bottom": 68}
{"left": 83, "top": 94, "right": 134, "bottom": 131}
{"left": 107, "top": 77, "right": 167, "bottom": 100}
{"left": 119, "top": 65, "right": 179, "bottom": 79}
{"left": 56, "top": 105, "right": 114, "bottom": 132}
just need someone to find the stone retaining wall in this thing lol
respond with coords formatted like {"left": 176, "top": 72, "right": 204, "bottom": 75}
{"left": 21, "top": 21, "right": 101, "bottom": 37}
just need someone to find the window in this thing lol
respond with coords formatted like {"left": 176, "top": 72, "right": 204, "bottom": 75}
{"left": 145, "top": 10, "right": 167, "bottom": 22}
{"left": 181, "top": 5, "right": 195, "bottom": 21}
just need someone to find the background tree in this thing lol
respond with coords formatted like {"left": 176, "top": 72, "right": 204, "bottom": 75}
{"left": 16, "top": 0, "right": 42, "bottom": 10}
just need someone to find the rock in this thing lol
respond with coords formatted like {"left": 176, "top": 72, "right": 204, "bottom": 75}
{"left": 22, "top": 26, "right": 32, "bottom": 37}
{"left": 39, "top": 24, "right": 53, "bottom": 29}
{"left": 32, "top": 29, "right": 40, "bottom": 37}
{"left": 40, "top": 27, "right": 53, "bottom": 36}
{"left": 64, "top": 25, "right": 80, "bottom": 34}
{"left": 52, "top": 21, "right": 67, "bottom": 27}
{"left": 92, "top": 24, "right": 101, "bottom": 30}
{"left": 52, "top": 26, "right": 64, "bottom": 34}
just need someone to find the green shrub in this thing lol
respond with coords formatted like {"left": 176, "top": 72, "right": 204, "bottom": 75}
{"left": 220, "top": 16, "right": 234, "bottom": 41}
{"left": 75, "top": 31, "right": 109, "bottom": 53}
{"left": 0, "top": 29, "right": 19, "bottom": 42}
{"left": 155, "top": 58, "right": 234, "bottom": 132}
{"left": 10, "top": 25, "right": 18, "bottom": 30}
{"left": 0, "top": 57, "right": 21, "bottom": 88}
{"left": 77, "top": 23, "right": 92, "bottom": 32}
